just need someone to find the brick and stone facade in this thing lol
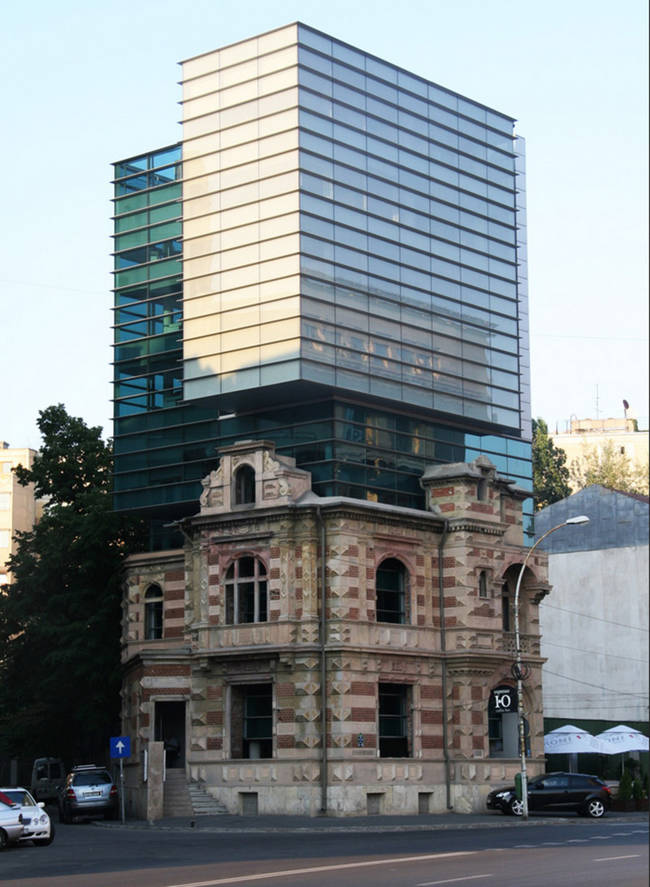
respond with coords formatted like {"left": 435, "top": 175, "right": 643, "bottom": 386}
{"left": 121, "top": 441, "right": 549, "bottom": 816}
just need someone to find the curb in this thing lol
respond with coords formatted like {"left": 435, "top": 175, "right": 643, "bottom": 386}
{"left": 91, "top": 812, "right": 648, "bottom": 835}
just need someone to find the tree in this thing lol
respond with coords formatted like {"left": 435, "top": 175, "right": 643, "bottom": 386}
{"left": 532, "top": 418, "right": 572, "bottom": 511}
{"left": 0, "top": 405, "right": 144, "bottom": 763}
{"left": 570, "top": 440, "right": 650, "bottom": 495}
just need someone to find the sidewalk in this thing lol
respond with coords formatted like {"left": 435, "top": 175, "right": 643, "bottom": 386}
{"left": 95, "top": 810, "right": 648, "bottom": 834}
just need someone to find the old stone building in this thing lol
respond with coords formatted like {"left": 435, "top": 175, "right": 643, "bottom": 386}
{"left": 120, "top": 440, "right": 549, "bottom": 816}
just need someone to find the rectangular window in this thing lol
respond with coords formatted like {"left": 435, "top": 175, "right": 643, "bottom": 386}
{"left": 378, "top": 683, "right": 410, "bottom": 757}
{"left": 230, "top": 683, "right": 273, "bottom": 759}
{"left": 0, "top": 493, "right": 10, "bottom": 510}
{"left": 376, "top": 559, "right": 407, "bottom": 623}
{"left": 488, "top": 707, "right": 504, "bottom": 756}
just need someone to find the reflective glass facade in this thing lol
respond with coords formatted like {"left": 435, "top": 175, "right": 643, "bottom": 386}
{"left": 113, "top": 146, "right": 183, "bottom": 421}
{"left": 297, "top": 29, "right": 525, "bottom": 431}
{"left": 112, "top": 24, "right": 533, "bottom": 543}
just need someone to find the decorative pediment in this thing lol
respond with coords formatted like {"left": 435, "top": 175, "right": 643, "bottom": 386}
{"left": 197, "top": 440, "right": 312, "bottom": 516}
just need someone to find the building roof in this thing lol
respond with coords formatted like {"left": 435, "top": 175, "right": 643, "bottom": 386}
{"left": 535, "top": 484, "right": 649, "bottom": 553}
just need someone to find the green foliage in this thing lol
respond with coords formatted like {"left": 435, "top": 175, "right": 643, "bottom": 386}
{"left": 632, "top": 777, "right": 644, "bottom": 802}
{"left": 618, "top": 768, "right": 633, "bottom": 801}
{"left": 570, "top": 440, "right": 650, "bottom": 496}
{"left": 0, "top": 405, "right": 144, "bottom": 762}
{"left": 532, "top": 418, "right": 572, "bottom": 511}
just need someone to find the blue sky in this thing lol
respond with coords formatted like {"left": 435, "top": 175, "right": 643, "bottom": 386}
{"left": 1, "top": 0, "right": 647, "bottom": 447}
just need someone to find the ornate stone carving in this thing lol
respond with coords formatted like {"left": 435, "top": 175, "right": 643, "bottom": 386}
{"left": 296, "top": 708, "right": 320, "bottom": 722}
{"left": 332, "top": 764, "right": 354, "bottom": 782}
{"left": 199, "top": 468, "right": 223, "bottom": 509}
{"left": 263, "top": 450, "right": 280, "bottom": 474}
{"left": 296, "top": 681, "right": 320, "bottom": 696}
{"left": 296, "top": 736, "right": 321, "bottom": 750}
{"left": 293, "top": 763, "right": 320, "bottom": 780}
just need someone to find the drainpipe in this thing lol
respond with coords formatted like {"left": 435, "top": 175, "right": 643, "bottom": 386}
{"left": 438, "top": 518, "right": 452, "bottom": 810}
{"left": 315, "top": 506, "right": 328, "bottom": 814}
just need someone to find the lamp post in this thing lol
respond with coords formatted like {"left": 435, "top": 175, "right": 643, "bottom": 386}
{"left": 514, "top": 514, "right": 589, "bottom": 820}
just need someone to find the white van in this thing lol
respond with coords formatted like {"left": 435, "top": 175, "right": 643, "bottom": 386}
{"left": 30, "top": 758, "right": 65, "bottom": 803}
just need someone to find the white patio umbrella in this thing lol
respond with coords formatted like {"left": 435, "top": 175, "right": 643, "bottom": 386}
{"left": 595, "top": 725, "right": 649, "bottom": 754}
{"left": 544, "top": 724, "right": 610, "bottom": 755}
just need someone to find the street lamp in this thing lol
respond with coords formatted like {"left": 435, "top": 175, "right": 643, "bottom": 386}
{"left": 514, "top": 514, "right": 590, "bottom": 820}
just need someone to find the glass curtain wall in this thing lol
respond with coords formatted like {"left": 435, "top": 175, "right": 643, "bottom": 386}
{"left": 296, "top": 25, "right": 523, "bottom": 432}
{"left": 113, "top": 145, "right": 183, "bottom": 423}
{"left": 111, "top": 32, "right": 533, "bottom": 539}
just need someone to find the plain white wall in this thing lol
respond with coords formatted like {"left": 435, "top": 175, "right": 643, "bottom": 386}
{"left": 540, "top": 545, "right": 649, "bottom": 722}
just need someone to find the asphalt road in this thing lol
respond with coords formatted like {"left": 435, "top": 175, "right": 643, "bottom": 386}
{"left": 1, "top": 815, "right": 647, "bottom": 887}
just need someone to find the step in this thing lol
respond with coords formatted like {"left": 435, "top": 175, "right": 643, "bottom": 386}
{"left": 163, "top": 770, "right": 193, "bottom": 817}
{"left": 162, "top": 770, "right": 228, "bottom": 816}
{"left": 187, "top": 782, "right": 228, "bottom": 815}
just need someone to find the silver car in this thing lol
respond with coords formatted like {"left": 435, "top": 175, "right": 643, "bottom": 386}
{"left": 58, "top": 765, "right": 118, "bottom": 822}
{"left": 1, "top": 788, "right": 54, "bottom": 846}
{"left": 0, "top": 792, "right": 23, "bottom": 848}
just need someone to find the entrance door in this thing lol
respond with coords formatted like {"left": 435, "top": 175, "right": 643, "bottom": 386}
{"left": 154, "top": 701, "right": 186, "bottom": 768}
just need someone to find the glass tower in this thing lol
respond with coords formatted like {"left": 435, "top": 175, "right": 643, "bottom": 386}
{"left": 112, "top": 24, "right": 533, "bottom": 543}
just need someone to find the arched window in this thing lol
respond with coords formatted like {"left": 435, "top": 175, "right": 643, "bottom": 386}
{"left": 502, "top": 565, "right": 532, "bottom": 635}
{"left": 225, "top": 557, "right": 268, "bottom": 624}
{"left": 501, "top": 581, "right": 511, "bottom": 631}
{"left": 144, "top": 584, "right": 163, "bottom": 640}
{"left": 376, "top": 558, "right": 408, "bottom": 624}
{"left": 234, "top": 465, "right": 256, "bottom": 505}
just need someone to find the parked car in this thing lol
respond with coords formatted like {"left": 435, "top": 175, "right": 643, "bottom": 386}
{"left": 0, "top": 791, "right": 24, "bottom": 849}
{"left": 487, "top": 771, "right": 611, "bottom": 818}
{"left": 31, "top": 757, "right": 65, "bottom": 803}
{"left": 58, "top": 765, "right": 118, "bottom": 823}
{"left": 0, "top": 788, "right": 54, "bottom": 846}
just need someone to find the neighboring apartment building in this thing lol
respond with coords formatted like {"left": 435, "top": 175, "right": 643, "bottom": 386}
{"left": 114, "top": 24, "right": 543, "bottom": 816}
{"left": 537, "top": 486, "right": 649, "bottom": 735}
{"left": 0, "top": 443, "right": 41, "bottom": 585}
{"left": 552, "top": 417, "right": 649, "bottom": 493}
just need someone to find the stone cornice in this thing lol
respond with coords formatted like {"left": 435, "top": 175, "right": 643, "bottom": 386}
{"left": 124, "top": 548, "right": 184, "bottom": 567}
{"left": 121, "top": 647, "right": 193, "bottom": 675}
{"left": 444, "top": 520, "right": 506, "bottom": 536}
{"left": 445, "top": 652, "right": 513, "bottom": 676}
{"left": 210, "top": 530, "right": 275, "bottom": 544}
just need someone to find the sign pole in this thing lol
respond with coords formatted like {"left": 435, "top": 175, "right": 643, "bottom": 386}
{"left": 120, "top": 756, "right": 125, "bottom": 824}
{"left": 110, "top": 735, "right": 131, "bottom": 823}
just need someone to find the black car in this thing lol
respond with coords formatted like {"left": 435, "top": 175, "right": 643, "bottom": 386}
{"left": 487, "top": 772, "right": 611, "bottom": 818}
{"left": 58, "top": 766, "right": 118, "bottom": 823}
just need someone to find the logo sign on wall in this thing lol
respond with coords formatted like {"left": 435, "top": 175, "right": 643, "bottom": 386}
{"left": 490, "top": 685, "right": 518, "bottom": 713}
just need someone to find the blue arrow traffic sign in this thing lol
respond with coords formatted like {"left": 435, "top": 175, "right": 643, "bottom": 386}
{"left": 110, "top": 735, "right": 131, "bottom": 759}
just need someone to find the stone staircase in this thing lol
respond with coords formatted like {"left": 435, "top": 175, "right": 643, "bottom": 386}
{"left": 163, "top": 769, "right": 228, "bottom": 816}
{"left": 187, "top": 781, "right": 229, "bottom": 815}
